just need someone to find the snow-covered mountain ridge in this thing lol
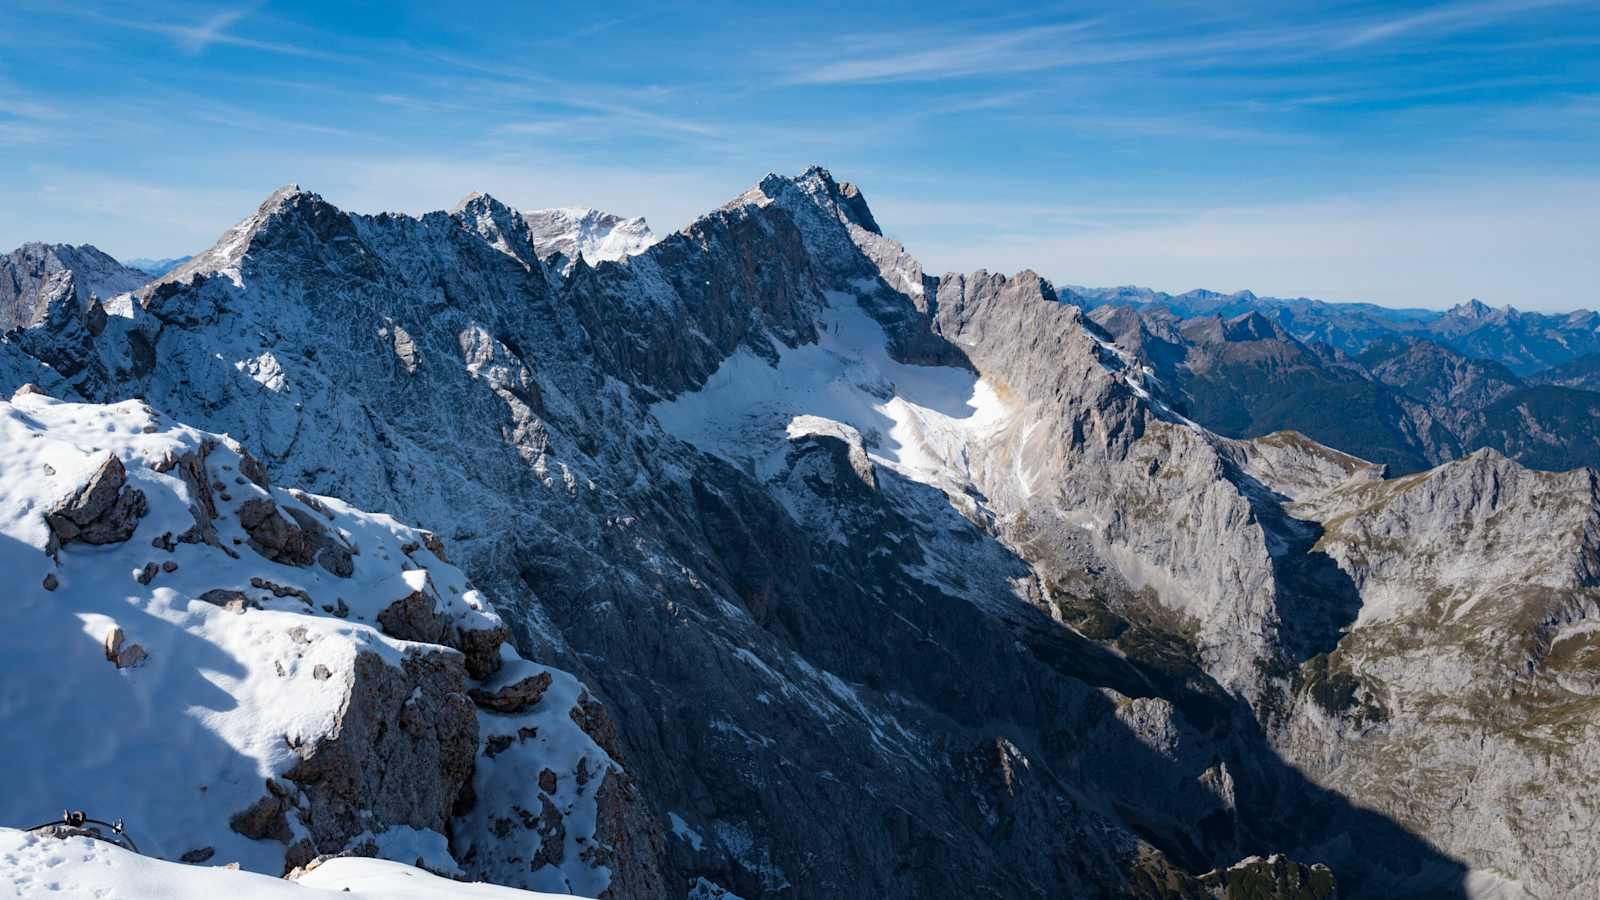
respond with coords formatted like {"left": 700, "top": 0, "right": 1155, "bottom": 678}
{"left": 517, "top": 206, "right": 656, "bottom": 274}
{"left": 1, "top": 242, "right": 149, "bottom": 332}
{"left": 1, "top": 166, "right": 1595, "bottom": 898}
{"left": 0, "top": 389, "right": 647, "bottom": 896}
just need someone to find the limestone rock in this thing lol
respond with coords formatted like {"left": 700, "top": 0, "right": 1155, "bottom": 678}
{"left": 102, "top": 626, "right": 148, "bottom": 669}
{"left": 46, "top": 454, "right": 147, "bottom": 548}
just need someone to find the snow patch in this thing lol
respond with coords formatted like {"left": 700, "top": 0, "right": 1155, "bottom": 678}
{"left": 651, "top": 290, "right": 1014, "bottom": 497}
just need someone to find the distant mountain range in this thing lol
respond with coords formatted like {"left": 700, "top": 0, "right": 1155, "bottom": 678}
{"left": 1089, "top": 304, "right": 1600, "bottom": 474}
{"left": 119, "top": 255, "right": 193, "bottom": 276}
{"left": 1069, "top": 285, "right": 1600, "bottom": 377}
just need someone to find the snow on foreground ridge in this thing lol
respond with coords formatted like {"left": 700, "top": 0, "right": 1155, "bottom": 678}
{"left": 0, "top": 829, "right": 573, "bottom": 899}
{"left": 0, "top": 387, "right": 623, "bottom": 897}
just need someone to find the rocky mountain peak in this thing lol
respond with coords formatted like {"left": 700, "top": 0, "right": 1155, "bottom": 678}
{"left": 448, "top": 190, "right": 503, "bottom": 215}
{"left": 1221, "top": 310, "right": 1286, "bottom": 342}
{"left": 151, "top": 184, "right": 354, "bottom": 288}
{"left": 260, "top": 182, "right": 308, "bottom": 209}
{"left": 448, "top": 192, "right": 546, "bottom": 271}
{"left": 1449, "top": 297, "right": 1495, "bottom": 319}
{"left": 1, "top": 242, "right": 149, "bottom": 332}
{"left": 520, "top": 206, "right": 656, "bottom": 273}
{"left": 756, "top": 165, "right": 884, "bottom": 237}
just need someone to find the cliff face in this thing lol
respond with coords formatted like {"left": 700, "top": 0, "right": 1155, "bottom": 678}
{"left": 1, "top": 242, "right": 150, "bottom": 332}
{"left": 3, "top": 166, "right": 1595, "bottom": 898}
{"left": 1273, "top": 450, "right": 1600, "bottom": 897}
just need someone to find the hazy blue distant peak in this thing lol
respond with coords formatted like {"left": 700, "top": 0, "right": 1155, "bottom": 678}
{"left": 121, "top": 256, "right": 192, "bottom": 277}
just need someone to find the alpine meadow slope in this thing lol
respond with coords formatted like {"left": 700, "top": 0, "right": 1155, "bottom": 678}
{"left": 1, "top": 167, "right": 1596, "bottom": 899}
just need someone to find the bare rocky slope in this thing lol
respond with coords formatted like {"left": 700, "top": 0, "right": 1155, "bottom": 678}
{"left": 2, "top": 242, "right": 150, "bottom": 332}
{"left": 2, "top": 168, "right": 1595, "bottom": 898}
{"left": 1091, "top": 305, "right": 1600, "bottom": 476}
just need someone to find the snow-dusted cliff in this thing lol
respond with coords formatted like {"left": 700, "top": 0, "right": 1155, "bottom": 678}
{"left": 1, "top": 166, "right": 1594, "bottom": 899}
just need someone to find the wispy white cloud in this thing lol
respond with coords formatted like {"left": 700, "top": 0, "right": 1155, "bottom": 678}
{"left": 1337, "top": 0, "right": 1579, "bottom": 48}
{"left": 489, "top": 102, "right": 718, "bottom": 146}
{"left": 783, "top": 1, "right": 1587, "bottom": 86}
{"left": 789, "top": 22, "right": 1098, "bottom": 84}
{"left": 0, "top": 122, "right": 54, "bottom": 146}
{"left": 1241, "top": 74, "right": 1578, "bottom": 112}
{"left": 77, "top": 4, "right": 356, "bottom": 61}
{"left": 173, "top": 6, "right": 251, "bottom": 53}
{"left": 0, "top": 86, "right": 66, "bottom": 145}
{"left": 1041, "top": 111, "right": 1312, "bottom": 144}
{"left": 0, "top": 96, "right": 66, "bottom": 121}
{"left": 570, "top": 16, "right": 633, "bottom": 39}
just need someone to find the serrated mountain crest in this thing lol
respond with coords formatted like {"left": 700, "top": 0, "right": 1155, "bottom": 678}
{"left": 6, "top": 166, "right": 1597, "bottom": 897}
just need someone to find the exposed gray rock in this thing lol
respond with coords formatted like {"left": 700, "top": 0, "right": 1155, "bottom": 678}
{"left": 102, "top": 625, "right": 148, "bottom": 669}
{"left": 519, "top": 206, "right": 656, "bottom": 274}
{"left": 1, "top": 242, "right": 149, "bottom": 332}
{"left": 240, "top": 648, "right": 479, "bottom": 871}
{"left": 45, "top": 454, "right": 148, "bottom": 549}
{"left": 6, "top": 167, "right": 1573, "bottom": 898}
{"left": 469, "top": 669, "right": 551, "bottom": 714}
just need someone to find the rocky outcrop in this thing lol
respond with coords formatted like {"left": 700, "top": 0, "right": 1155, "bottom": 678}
{"left": 235, "top": 496, "right": 354, "bottom": 575}
{"left": 1202, "top": 855, "right": 1338, "bottom": 899}
{"left": 256, "top": 647, "right": 479, "bottom": 870}
{"left": 44, "top": 454, "right": 147, "bottom": 551}
{"left": 0, "top": 392, "right": 655, "bottom": 893}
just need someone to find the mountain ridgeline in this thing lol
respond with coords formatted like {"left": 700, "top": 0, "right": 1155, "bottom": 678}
{"left": 1088, "top": 300, "right": 1600, "bottom": 476}
{"left": 2, "top": 169, "right": 1597, "bottom": 899}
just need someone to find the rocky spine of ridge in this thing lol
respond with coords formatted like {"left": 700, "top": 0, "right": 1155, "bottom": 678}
{"left": 519, "top": 207, "right": 656, "bottom": 274}
{"left": 6, "top": 165, "right": 1597, "bottom": 896}
{"left": 0, "top": 386, "right": 664, "bottom": 896}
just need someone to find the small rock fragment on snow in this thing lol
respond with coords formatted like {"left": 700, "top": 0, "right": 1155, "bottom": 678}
{"left": 104, "top": 626, "right": 149, "bottom": 668}
{"left": 179, "top": 847, "right": 215, "bottom": 864}
{"left": 198, "top": 588, "right": 258, "bottom": 614}
{"left": 469, "top": 671, "right": 552, "bottom": 714}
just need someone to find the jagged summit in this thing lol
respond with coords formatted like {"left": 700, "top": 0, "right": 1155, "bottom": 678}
{"left": 1449, "top": 297, "right": 1497, "bottom": 319}
{"left": 263, "top": 182, "right": 307, "bottom": 205}
{"left": 1, "top": 242, "right": 149, "bottom": 332}
{"left": 749, "top": 165, "right": 883, "bottom": 237}
{"left": 520, "top": 206, "right": 655, "bottom": 272}
{"left": 1220, "top": 310, "right": 1289, "bottom": 342}
{"left": 7, "top": 165, "right": 1597, "bottom": 898}
{"left": 450, "top": 190, "right": 504, "bottom": 214}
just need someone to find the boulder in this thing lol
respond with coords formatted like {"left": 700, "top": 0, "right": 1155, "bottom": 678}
{"left": 230, "top": 648, "right": 478, "bottom": 872}
{"left": 46, "top": 454, "right": 147, "bottom": 549}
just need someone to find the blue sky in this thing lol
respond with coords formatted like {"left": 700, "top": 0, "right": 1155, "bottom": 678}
{"left": 1, "top": 1, "right": 1596, "bottom": 309}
